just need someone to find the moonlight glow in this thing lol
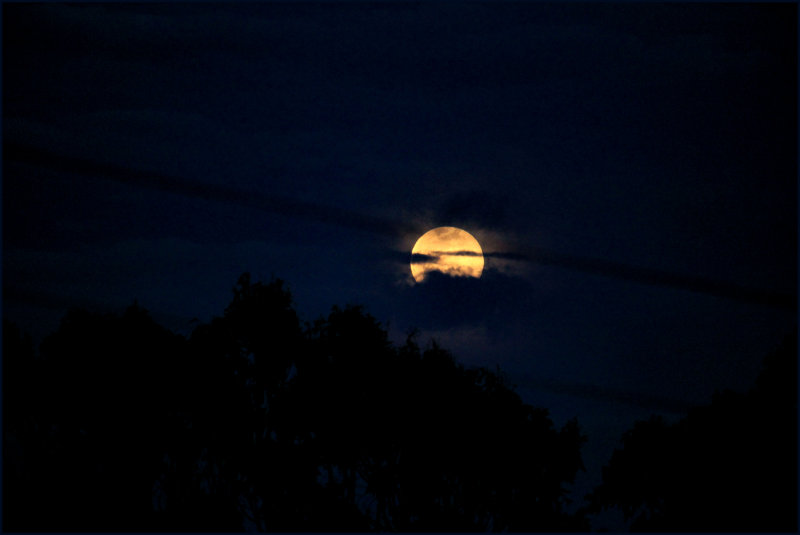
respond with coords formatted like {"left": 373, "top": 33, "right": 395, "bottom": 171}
{"left": 410, "top": 227, "right": 484, "bottom": 282}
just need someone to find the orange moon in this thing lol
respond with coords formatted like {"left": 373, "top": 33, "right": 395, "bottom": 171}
{"left": 410, "top": 227, "right": 484, "bottom": 282}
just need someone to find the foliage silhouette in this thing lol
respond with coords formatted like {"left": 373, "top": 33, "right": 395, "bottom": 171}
{"left": 585, "top": 333, "right": 798, "bottom": 532}
{"left": 3, "top": 273, "right": 588, "bottom": 532}
{"left": 4, "top": 306, "right": 192, "bottom": 531}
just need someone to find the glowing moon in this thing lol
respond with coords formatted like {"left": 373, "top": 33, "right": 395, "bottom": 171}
{"left": 410, "top": 227, "right": 484, "bottom": 282}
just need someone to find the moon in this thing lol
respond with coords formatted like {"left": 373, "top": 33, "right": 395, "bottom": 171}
{"left": 410, "top": 227, "right": 484, "bottom": 282}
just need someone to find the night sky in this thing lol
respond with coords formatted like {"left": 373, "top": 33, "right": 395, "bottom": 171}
{"left": 3, "top": 3, "right": 797, "bottom": 530}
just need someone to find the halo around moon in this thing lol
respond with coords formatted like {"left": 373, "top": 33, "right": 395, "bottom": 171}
{"left": 410, "top": 227, "right": 484, "bottom": 282}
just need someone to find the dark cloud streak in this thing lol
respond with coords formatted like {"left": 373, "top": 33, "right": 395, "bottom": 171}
{"left": 410, "top": 253, "right": 439, "bottom": 264}
{"left": 518, "top": 247, "right": 795, "bottom": 312}
{"left": 8, "top": 142, "right": 794, "bottom": 311}
{"left": 5, "top": 142, "right": 409, "bottom": 238}
{"left": 437, "top": 249, "right": 795, "bottom": 311}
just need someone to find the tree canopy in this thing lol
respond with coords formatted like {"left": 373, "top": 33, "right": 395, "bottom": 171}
{"left": 586, "top": 333, "right": 797, "bottom": 532}
{"left": 3, "top": 273, "right": 588, "bottom": 532}
{"left": 6, "top": 273, "right": 795, "bottom": 531}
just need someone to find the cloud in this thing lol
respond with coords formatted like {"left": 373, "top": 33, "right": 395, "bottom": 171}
{"left": 392, "top": 269, "right": 537, "bottom": 331}
{"left": 8, "top": 142, "right": 793, "bottom": 311}
{"left": 407, "top": 246, "right": 794, "bottom": 310}
{"left": 425, "top": 250, "right": 529, "bottom": 260}
{"left": 410, "top": 253, "right": 439, "bottom": 264}
{"left": 411, "top": 246, "right": 794, "bottom": 310}
{"left": 6, "top": 143, "right": 410, "bottom": 238}
{"left": 515, "top": 247, "right": 795, "bottom": 311}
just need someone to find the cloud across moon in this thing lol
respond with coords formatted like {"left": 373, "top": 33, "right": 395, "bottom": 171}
{"left": 410, "top": 227, "right": 484, "bottom": 282}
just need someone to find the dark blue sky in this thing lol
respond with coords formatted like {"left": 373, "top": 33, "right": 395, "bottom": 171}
{"left": 3, "top": 3, "right": 796, "bottom": 529}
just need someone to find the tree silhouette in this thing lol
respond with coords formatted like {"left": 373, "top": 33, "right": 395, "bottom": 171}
{"left": 4, "top": 305, "right": 192, "bottom": 531}
{"left": 586, "top": 333, "right": 797, "bottom": 532}
{"left": 3, "top": 320, "right": 44, "bottom": 530}
{"left": 4, "top": 272, "right": 589, "bottom": 531}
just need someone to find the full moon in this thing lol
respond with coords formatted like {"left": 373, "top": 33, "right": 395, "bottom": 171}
{"left": 410, "top": 227, "right": 484, "bottom": 282}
